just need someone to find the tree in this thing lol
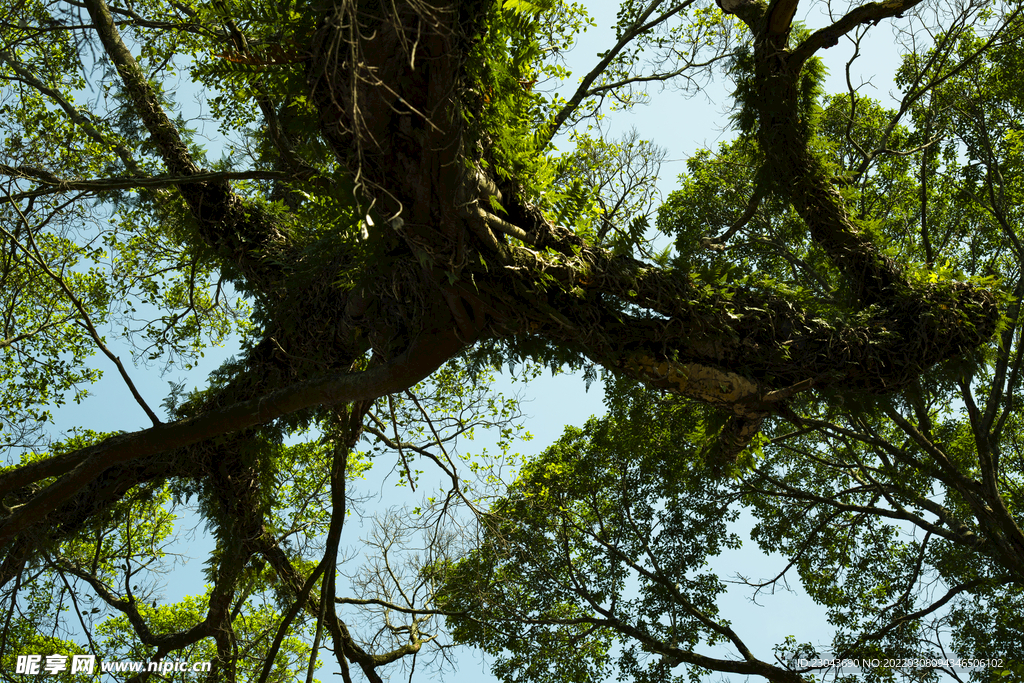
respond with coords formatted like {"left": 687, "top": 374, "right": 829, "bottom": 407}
{"left": 0, "top": 0, "right": 1020, "bottom": 679}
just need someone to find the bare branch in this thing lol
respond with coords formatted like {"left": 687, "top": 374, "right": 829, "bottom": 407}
{"left": 791, "top": 0, "right": 928, "bottom": 65}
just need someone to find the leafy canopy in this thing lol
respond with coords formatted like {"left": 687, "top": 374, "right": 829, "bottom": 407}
{"left": 0, "top": 0, "right": 1022, "bottom": 681}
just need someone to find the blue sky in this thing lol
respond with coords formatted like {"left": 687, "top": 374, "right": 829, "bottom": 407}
{"left": 33, "top": 0, "right": 917, "bottom": 679}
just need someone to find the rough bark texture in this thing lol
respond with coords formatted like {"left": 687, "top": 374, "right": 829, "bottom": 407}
{"left": 2, "top": 0, "right": 1000, "bottom": 557}
{"left": 303, "top": 0, "right": 999, "bottom": 445}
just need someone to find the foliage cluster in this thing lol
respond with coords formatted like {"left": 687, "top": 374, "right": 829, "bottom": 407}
{"left": 1, "top": 0, "right": 1023, "bottom": 682}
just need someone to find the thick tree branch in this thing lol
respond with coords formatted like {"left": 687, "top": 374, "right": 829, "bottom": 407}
{"left": 790, "top": 0, "right": 927, "bottom": 65}
{"left": 0, "top": 330, "right": 464, "bottom": 549}
{"left": 80, "top": 0, "right": 292, "bottom": 292}
{"left": 0, "top": 167, "right": 297, "bottom": 199}
{"left": 52, "top": 556, "right": 216, "bottom": 649}
{"left": 765, "top": 0, "right": 799, "bottom": 40}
